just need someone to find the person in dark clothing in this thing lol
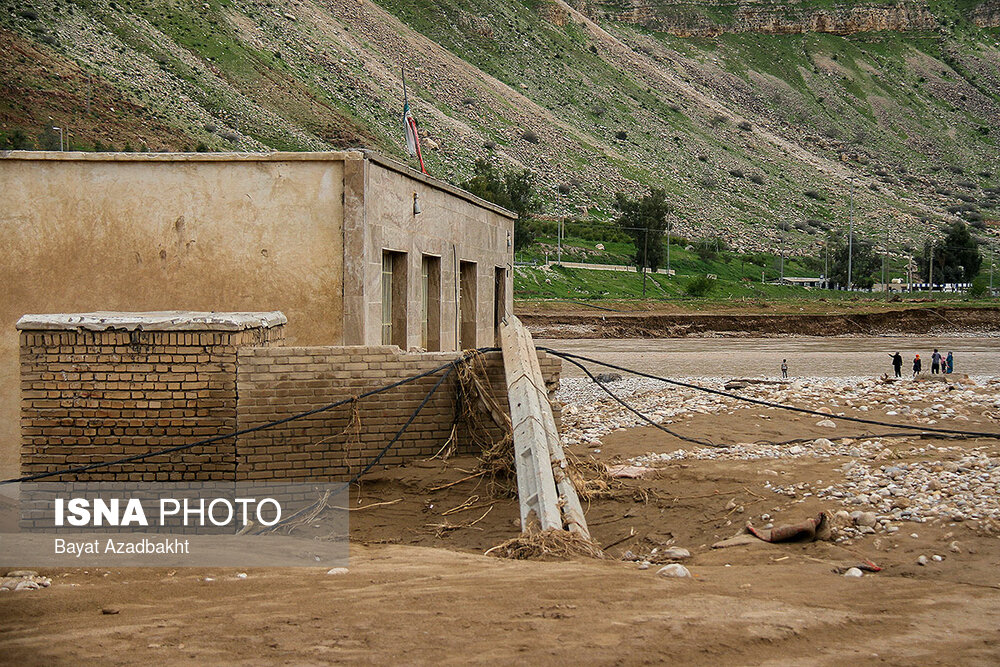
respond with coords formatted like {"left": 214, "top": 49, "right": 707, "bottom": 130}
{"left": 912, "top": 354, "right": 922, "bottom": 378}
{"left": 931, "top": 348, "right": 942, "bottom": 374}
{"left": 946, "top": 351, "right": 954, "bottom": 374}
{"left": 889, "top": 352, "right": 903, "bottom": 378}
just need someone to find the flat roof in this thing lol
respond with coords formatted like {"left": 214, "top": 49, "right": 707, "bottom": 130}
{"left": 16, "top": 311, "right": 287, "bottom": 332}
{"left": 0, "top": 149, "right": 517, "bottom": 219}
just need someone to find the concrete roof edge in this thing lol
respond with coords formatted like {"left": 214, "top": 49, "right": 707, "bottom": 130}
{"left": 16, "top": 311, "right": 288, "bottom": 332}
{"left": 358, "top": 150, "right": 518, "bottom": 220}
{"left": 0, "top": 150, "right": 362, "bottom": 162}
{"left": 0, "top": 149, "right": 517, "bottom": 219}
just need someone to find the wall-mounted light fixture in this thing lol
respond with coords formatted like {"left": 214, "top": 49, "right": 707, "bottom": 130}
{"left": 413, "top": 192, "right": 422, "bottom": 216}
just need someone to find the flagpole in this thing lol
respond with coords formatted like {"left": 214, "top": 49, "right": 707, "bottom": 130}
{"left": 401, "top": 66, "right": 427, "bottom": 175}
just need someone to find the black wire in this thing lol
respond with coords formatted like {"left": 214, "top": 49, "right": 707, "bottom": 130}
{"left": 0, "top": 350, "right": 499, "bottom": 486}
{"left": 539, "top": 348, "right": 1000, "bottom": 440}
{"left": 556, "top": 353, "right": 721, "bottom": 448}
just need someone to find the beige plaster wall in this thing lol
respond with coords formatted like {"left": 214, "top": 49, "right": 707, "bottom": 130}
{"left": 0, "top": 152, "right": 346, "bottom": 477}
{"left": 345, "top": 158, "right": 514, "bottom": 351}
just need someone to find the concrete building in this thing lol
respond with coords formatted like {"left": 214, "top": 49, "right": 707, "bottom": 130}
{"left": 0, "top": 150, "right": 515, "bottom": 477}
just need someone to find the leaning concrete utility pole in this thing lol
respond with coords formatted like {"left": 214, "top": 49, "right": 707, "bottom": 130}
{"left": 500, "top": 316, "right": 589, "bottom": 538}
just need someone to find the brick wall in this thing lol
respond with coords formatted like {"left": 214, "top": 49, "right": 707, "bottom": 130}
{"left": 19, "top": 325, "right": 284, "bottom": 481}
{"left": 19, "top": 333, "right": 560, "bottom": 484}
{"left": 235, "top": 346, "right": 561, "bottom": 482}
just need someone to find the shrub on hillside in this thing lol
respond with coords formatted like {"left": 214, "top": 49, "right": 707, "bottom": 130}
{"left": 520, "top": 129, "right": 540, "bottom": 144}
{"left": 685, "top": 275, "right": 715, "bottom": 297}
{"left": 969, "top": 276, "right": 989, "bottom": 298}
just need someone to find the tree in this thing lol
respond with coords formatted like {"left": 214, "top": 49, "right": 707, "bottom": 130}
{"left": 613, "top": 187, "right": 672, "bottom": 272}
{"left": 0, "top": 129, "right": 32, "bottom": 150}
{"left": 460, "top": 159, "right": 540, "bottom": 251}
{"left": 918, "top": 222, "right": 981, "bottom": 283}
{"left": 38, "top": 126, "right": 61, "bottom": 151}
{"left": 829, "top": 236, "right": 879, "bottom": 289}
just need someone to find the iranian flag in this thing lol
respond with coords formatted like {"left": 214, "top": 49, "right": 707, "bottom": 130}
{"left": 403, "top": 101, "right": 427, "bottom": 174}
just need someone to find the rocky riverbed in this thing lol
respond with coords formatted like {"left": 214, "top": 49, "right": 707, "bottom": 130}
{"left": 558, "top": 373, "right": 1000, "bottom": 541}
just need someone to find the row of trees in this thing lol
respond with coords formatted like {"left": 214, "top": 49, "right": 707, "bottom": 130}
{"left": 457, "top": 160, "right": 988, "bottom": 289}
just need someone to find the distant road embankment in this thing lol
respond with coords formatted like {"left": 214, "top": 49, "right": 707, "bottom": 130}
{"left": 521, "top": 307, "right": 1000, "bottom": 339}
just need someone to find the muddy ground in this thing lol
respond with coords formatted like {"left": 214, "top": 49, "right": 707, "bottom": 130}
{"left": 521, "top": 306, "right": 1000, "bottom": 339}
{"left": 1, "top": 386, "right": 999, "bottom": 665}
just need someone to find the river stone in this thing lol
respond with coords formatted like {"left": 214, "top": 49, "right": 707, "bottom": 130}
{"left": 14, "top": 580, "right": 39, "bottom": 591}
{"left": 325, "top": 568, "right": 349, "bottom": 575}
{"left": 856, "top": 512, "right": 877, "bottom": 528}
{"left": 661, "top": 547, "right": 691, "bottom": 560}
{"left": 657, "top": 564, "right": 691, "bottom": 578}
{"left": 917, "top": 555, "right": 929, "bottom": 566}
{"left": 816, "top": 419, "right": 837, "bottom": 428}
{"left": 843, "top": 567, "right": 863, "bottom": 578}
{"left": 6, "top": 570, "right": 38, "bottom": 578}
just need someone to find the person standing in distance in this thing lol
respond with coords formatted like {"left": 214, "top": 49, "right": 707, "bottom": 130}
{"left": 912, "top": 354, "right": 922, "bottom": 378}
{"left": 781, "top": 359, "right": 788, "bottom": 379}
{"left": 931, "top": 348, "right": 942, "bottom": 374}
{"left": 889, "top": 351, "right": 903, "bottom": 378}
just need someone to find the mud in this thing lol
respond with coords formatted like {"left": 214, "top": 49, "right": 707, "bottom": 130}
{"left": 2, "top": 382, "right": 1000, "bottom": 664}
{"left": 522, "top": 306, "right": 1000, "bottom": 339}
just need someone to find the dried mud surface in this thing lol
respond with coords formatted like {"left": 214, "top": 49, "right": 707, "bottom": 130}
{"left": 2, "top": 381, "right": 1000, "bottom": 665}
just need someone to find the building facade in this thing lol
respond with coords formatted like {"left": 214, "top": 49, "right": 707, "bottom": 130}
{"left": 0, "top": 150, "right": 515, "bottom": 476}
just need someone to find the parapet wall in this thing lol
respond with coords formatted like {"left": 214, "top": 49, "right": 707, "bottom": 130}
{"left": 18, "top": 312, "right": 286, "bottom": 482}
{"left": 18, "top": 313, "right": 560, "bottom": 483}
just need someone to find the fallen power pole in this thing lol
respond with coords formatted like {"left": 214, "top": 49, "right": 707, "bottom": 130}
{"left": 500, "top": 315, "right": 589, "bottom": 538}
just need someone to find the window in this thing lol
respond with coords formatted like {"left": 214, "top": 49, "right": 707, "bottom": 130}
{"left": 381, "top": 251, "right": 407, "bottom": 347}
{"left": 459, "top": 261, "right": 477, "bottom": 350}
{"left": 421, "top": 255, "right": 441, "bottom": 351}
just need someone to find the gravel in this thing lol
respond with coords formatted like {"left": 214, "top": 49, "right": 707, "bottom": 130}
{"left": 557, "top": 374, "right": 1000, "bottom": 537}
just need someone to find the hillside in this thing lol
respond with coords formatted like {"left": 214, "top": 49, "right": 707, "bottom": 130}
{"left": 2, "top": 0, "right": 1000, "bottom": 254}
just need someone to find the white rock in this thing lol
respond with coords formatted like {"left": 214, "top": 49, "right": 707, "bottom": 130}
{"left": 917, "top": 555, "right": 929, "bottom": 566}
{"left": 661, "top": 547, "right": 691, "bottom": 560}
{"left": 638, "top": 561, "right": 650, "bottom": 570}
{"left": 932, "top": 555, "right": 944, "bottom": 562}
{"left": 657, "top": 564, "right": 691, "bottom": 578}
{"left": 236, "top": 573, "right": 248, "bottom": 579}
{"left": 326, "top": 568, "right": 349, "bottom": 575}
{"left": 816, "top": 419, "right": 837, "bottom": 428}
{"left": 14, "top": 580, "right": 39, "bottom": 591}
{"left": 843, "top": 567, "right": 864, "bottom": 578}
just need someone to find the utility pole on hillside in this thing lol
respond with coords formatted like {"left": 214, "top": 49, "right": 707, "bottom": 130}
{"left": 780, "top": 224, "right": 785, "bottom": 282}
{"left": 557, "top": 218, "right": 563, "bottom": 266}
{"left": 642, "top": 227, "right": 648, "bottom": 298}
{"left": 882, "top": 218, "right": 889, "bottom": 299}
{"left": 990, "top": 243, "right": 994, "bottom": 296}
{"left": 847, "top": 177, "right": 855, "bottom": 291}
{"left": 666, "top": 217, "right": 672, "bottom": 277}
{"left": 928, "top": 241, "right": 935, "bottom": 298}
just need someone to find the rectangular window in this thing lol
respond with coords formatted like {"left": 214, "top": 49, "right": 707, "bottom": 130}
{"left": 494, "top": 266, "right": 506, "bottom": 347}
{"left": 381, "top": 251, "right": 407, "bottom": 347}
{"left": 421, "top": 255, "right": 441, "bottom": 351}
{"left": 459, "top": 261, "right": 477, "bottom": 350}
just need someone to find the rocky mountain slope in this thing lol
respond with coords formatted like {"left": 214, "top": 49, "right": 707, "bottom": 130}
{"left": 2, "top": 0, "right": 999, "bottom": 254}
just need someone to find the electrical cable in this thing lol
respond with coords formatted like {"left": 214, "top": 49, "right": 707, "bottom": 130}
{"left": 0, "top": 350, "right": 497, "bottom": 486}
{"left": 539, "top": 348, "right": 1000, "bottom": 440}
